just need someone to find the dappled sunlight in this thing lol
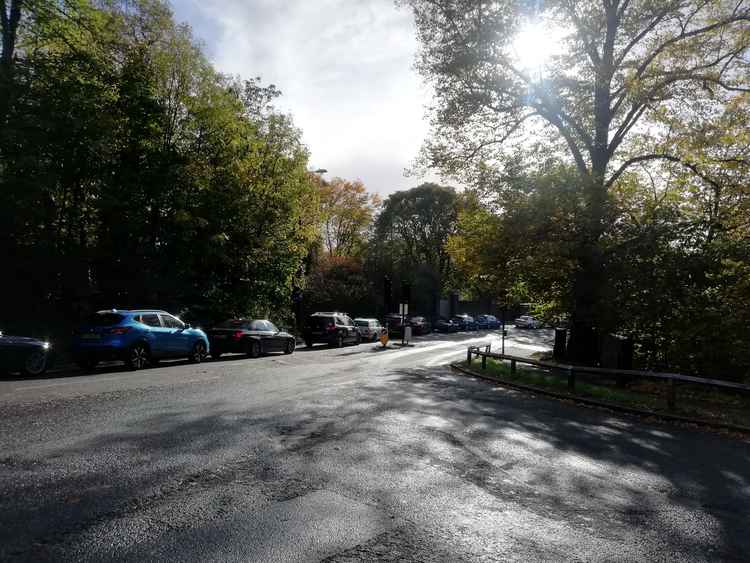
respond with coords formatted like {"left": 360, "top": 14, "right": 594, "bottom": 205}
{"left": 2, "top": 364, "right": 749, "bottom": 559}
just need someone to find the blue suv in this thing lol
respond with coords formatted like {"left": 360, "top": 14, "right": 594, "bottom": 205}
{"left": 72, "top": 309, "right": 210, "bottom": 370}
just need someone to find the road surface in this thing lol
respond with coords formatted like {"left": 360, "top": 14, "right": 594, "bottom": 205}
{"left": 1, "top": 328, "right": 748, "bottom": 561}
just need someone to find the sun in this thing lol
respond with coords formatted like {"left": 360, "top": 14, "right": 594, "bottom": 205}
{"left": 511, "top": 19, "right": 565, "bottom": 74}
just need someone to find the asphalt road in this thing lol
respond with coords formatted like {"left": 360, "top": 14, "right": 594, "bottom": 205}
{"left": 1, "top": 329, "right": 748, "bottom": 562}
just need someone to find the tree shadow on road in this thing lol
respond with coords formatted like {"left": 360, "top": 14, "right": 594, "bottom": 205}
{"left": 1, "top": 365, "right": 748, "bottom": 561}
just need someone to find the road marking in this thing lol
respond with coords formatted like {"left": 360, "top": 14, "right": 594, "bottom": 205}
{"left": 376, "top": 334, "right": 550, "bottom": 366}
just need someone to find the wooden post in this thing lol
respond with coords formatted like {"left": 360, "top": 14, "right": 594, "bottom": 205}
{"left": 481, "top": 354, "right": 487, "bottom": 370}
{"left": 668, "top": 377, "right": 676, "bottom": 411}
{"left": 568, "top": 368, "right": 575, "bottom": 391}
{"left": 467, "top": 348, "right": 472, "bottom": 365}
{"left": 510, "top": 359, "right": 516, "bottom": 375}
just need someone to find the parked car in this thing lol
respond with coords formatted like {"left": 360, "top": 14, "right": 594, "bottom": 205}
{"left": 451, "top": 314, "right": 478, "bottom": 331}
{"left": 409, "top": 316, "right": 432, "bottom": 335}
{"left": 514, "top": 315, "right": 543, "bottom": 329}
{"left": 71, "top": 309, "right": 210, "bottom": 370}
{"left": 304, "top": 312, "right": 361, "bottom": 348}
{"left": 207, "top": 319, "right": 295, "bottom": 359}
{"left": 384, "top": 313, "right": 407, "bottom": 336}
{"left": 354, "top": 318, "right": 384, "bottom": 341}
{"left": 476, "top": 314, "right": 501, "bottom": 329}
{"left": 0, "top": 330, "right": 54, "bottom": 376}
{"left": 434, "top": 317, "right": 458, "bottom": 333}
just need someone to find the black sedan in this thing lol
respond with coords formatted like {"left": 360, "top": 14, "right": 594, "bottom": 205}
{"left": 207, "top": 319, "right": 295, "bottom": 359}
{"left": 0, "top": 331, "right": 53, "bottom": 376}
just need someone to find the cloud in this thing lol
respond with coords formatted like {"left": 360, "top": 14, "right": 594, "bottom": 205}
{"left": 170, "top": 0, "right": 444, "bottom": 195}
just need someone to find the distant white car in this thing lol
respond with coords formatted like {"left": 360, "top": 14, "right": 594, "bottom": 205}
{"left": 354, "top": 318, "right": 384, "bottom": 341}
{"left": 514, "top": 315, "right": 542, "bottom": 329}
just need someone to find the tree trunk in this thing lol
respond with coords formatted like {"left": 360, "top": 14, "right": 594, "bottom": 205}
{"left": 568, "top": 164, "right": 608, "bottom": 365}
{"left": 0, "top": 0, "right": 22, "bottom": 127}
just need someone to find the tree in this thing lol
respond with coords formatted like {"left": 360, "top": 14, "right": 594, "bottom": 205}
{"left": 304, "top": 255, "right": 374, "bottom": 317}
{"left": 0, "top": 0, "right": 320, "bottom": 335}
{"left": 447, "top": 160, "right": 580, "bottom": 321}
{"left": 402, "top": 0, "right": 750, "bottom": 360}
{"left": 371, "top": 183, "right": 459, "bottom": 315}
{"left": 316, "top": 176, "right": 379, "bottom": 257}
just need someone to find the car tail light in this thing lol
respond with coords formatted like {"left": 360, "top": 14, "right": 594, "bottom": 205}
{"left": 108, "top": 326, "right": 131, "bottom": 335}
{"left": 326, "top": 323, "right": 336, "bottom": 332}
{"left": 232, "top": 331, "right": 243, "bottom": 341}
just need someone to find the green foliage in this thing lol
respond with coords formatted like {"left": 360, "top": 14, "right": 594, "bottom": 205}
{"left": 369, "top": 183, "right": 459, "bottom": 315}
{"left": 403, "top": 0, "right": 750, "bottom": 363}
{"left": 448, "top": 161, "right": 580, "bottom": 320}
{"left": 304, "top": 256, "right": 374, "bottom": 317}
{"left": 1, "top": 0, "right": 319, "bottom": 333}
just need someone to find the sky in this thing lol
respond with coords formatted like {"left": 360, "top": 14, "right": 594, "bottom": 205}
{"left": 170, "top": 0, "right": 442, "bottom": 196}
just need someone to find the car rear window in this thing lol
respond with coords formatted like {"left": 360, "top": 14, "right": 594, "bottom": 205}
{"left": 85, "top": 313, "right": 124, "bottom": 326}
{"left": 308, "top": 316, "right": 333, "bottom": 329}
{"left": 217, "top": 319, "right": 252, "bottom": 329}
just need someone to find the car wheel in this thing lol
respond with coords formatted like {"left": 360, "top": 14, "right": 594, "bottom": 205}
{"left": 284, "top": 339, "right": 295, "bottom": 355}
{"left": 126, "top": 343, "right": 149, "bottom": 370}
{"left": 22, "top": 350, "right": 48, "bottom": 376}
{"left": 355, "top": 334, "right": 362, "bottom": 345}
{"left": 247, "top": 340, "right": 261, "bottom": 358}
{"left": 336, "top": 334, "right": 344, "bottom": 348}
{"left": 190, "top": 341, "right": 208, "bottom": 363}
{"left": 211, "top": 351, "right": 222, "bottom": 360}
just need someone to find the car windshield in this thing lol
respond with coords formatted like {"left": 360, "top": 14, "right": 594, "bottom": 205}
{"left": 354, "top": 320, "right": 368, "bottom": 327}
{"left": 85, "top": 313, "right": 124, "bottom": 326}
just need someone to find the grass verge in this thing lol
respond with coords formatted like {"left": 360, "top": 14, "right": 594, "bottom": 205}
{"left": 462, "top": 358, "right": 750, "bottom": 430}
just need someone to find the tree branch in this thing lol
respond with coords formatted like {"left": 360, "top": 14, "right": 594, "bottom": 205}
{"left": 606, "top": 152, "right": 725, "bottom": 191}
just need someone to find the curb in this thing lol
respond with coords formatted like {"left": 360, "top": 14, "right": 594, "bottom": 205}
{"left": 450, "top": 362, "right": 750, "bottom": 436}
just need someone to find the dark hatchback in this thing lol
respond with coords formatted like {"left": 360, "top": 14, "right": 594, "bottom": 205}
{"left": 304, "top": 313, "right": 360, "bottom": 348}
{"left": 476, "top": 314, "right": 501, "bottom": 329}
{"left": 207, "top": 319, "right": 295, "bottom": 359}
{"left": 452, "top": 314, "right": 478, "bottom": 331}
{"left": 0, "top": 331, "right": 54, "bottom": 376}
{"left": 434, "top": 317, "right": 458, "bottom": 333}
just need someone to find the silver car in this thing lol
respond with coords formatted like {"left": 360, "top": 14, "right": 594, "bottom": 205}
{"left": 354, "top": 318, "right": 384, "bottom": 341}
{"left": 514, "top": 315, "right": 542, "bottom": 329}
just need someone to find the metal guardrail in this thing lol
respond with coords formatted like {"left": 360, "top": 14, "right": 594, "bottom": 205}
{"left": 466, "top": 345, "right": 750, "bottom": 411}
